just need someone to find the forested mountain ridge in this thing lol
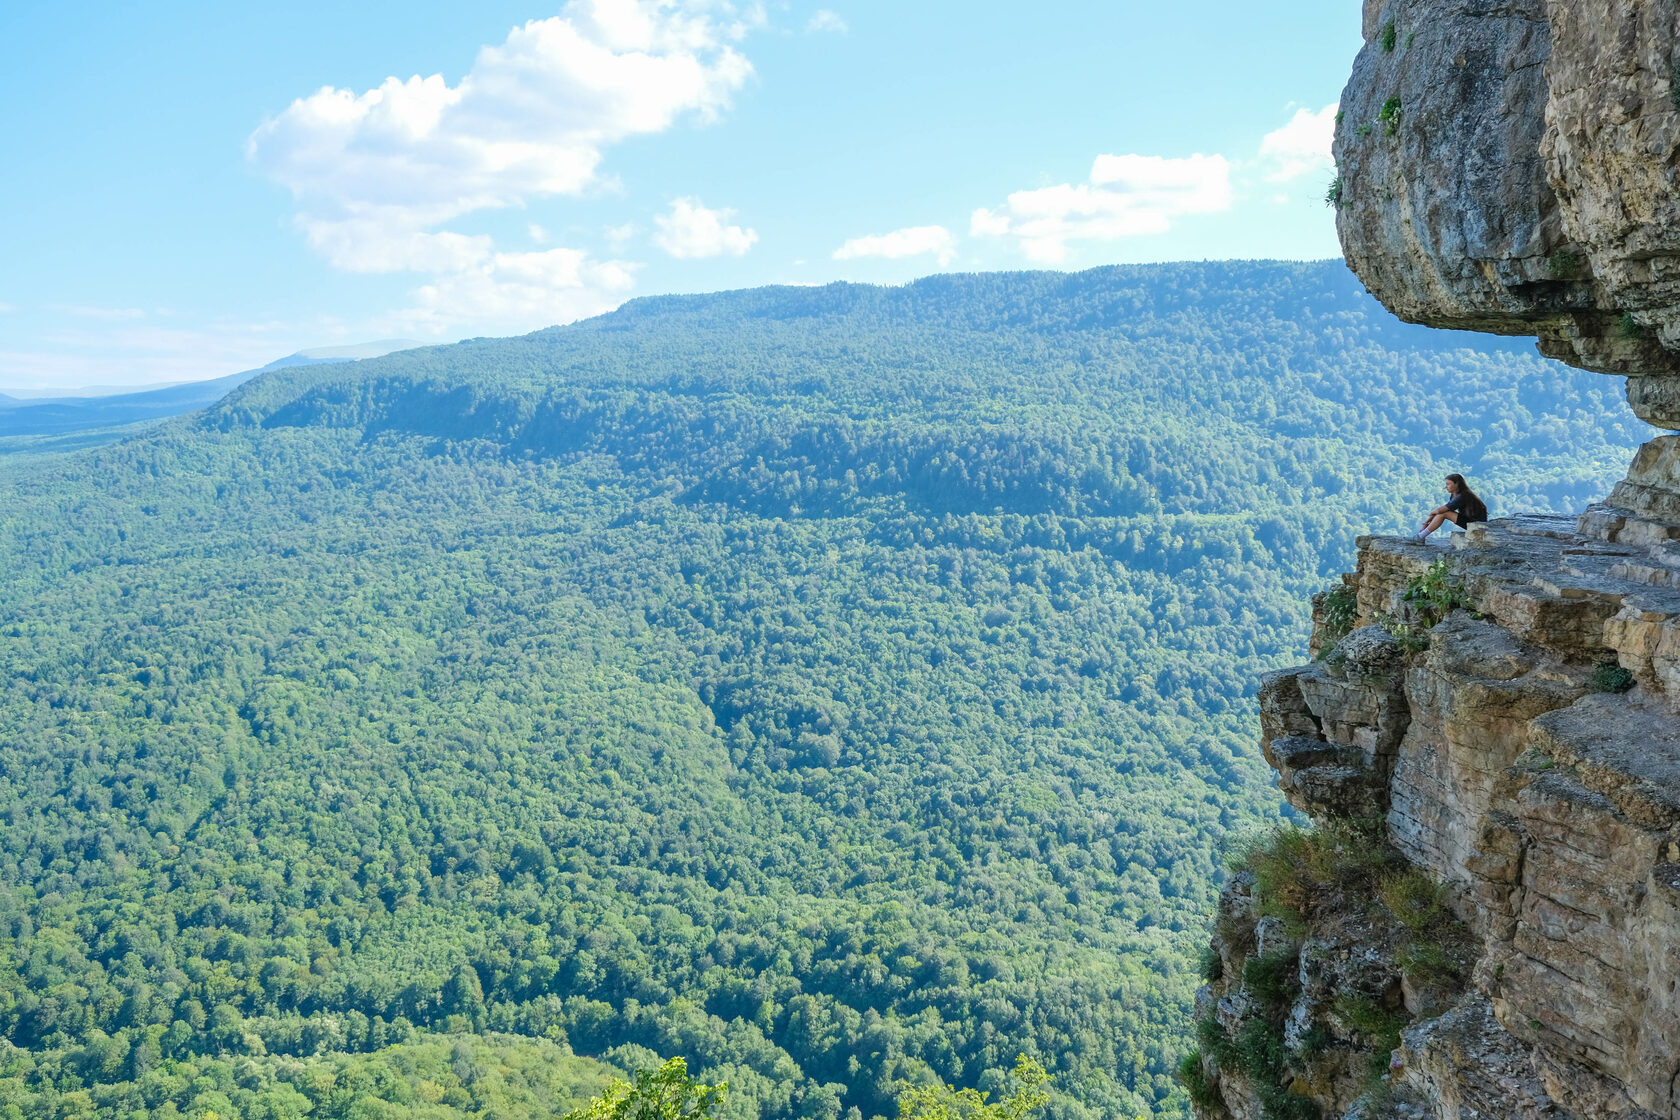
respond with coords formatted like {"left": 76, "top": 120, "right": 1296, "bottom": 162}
{"left": 0, "top": 261, "right": 1649, "bottom": 1120}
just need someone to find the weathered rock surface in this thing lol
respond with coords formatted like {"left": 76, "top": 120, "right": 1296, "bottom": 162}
{"left": 1194, "top": 524, "right": 1680, "bottom": 1120}
{"left": 1194, "top": 6, "right": 1680, "bottom": 1117}
{"left": 1335, "top": 0, "right": 1680, "bottom": 399}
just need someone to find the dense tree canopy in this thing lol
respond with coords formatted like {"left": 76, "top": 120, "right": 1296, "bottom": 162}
{"left": 0, "top": 262, "right": 1648, "bottom": 1120}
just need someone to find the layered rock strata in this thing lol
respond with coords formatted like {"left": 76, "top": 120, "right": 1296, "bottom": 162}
{"left": 1334, "top": 0, "right": 1680, "bottom": 402}
{"left": 1193, "top": 519, "right": 1680, "bottom": 1119}
{"left": 1193, "top": 2, "right": 1680, "bottom": 1115}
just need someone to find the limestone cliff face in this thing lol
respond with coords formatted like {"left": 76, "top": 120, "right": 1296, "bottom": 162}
{"left": 1189, "top": 3, "right": 1680, "bottom": 1118}
{"left": 1334, "top": 0, "right": 1680, "bottom": 396}
{"left": 1192, "top": 526, "right": 1680, "bottom": 1119}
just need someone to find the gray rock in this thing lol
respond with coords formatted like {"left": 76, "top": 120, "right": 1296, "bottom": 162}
{"left": 1335, "top": 0, "right": 1680, "bottom": 398}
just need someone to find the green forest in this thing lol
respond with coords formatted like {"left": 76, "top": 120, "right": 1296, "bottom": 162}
{"left": 0, "top": 262, "right": 1648, "bottom": 1120}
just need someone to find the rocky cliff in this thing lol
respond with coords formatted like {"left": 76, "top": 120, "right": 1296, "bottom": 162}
{"left": 1188, "top": 3, "right": 1680, "bottom": 1118}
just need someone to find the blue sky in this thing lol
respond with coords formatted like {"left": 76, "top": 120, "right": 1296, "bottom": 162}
{"left": 0, "top": 1, "right": 1359, "bottom": 391}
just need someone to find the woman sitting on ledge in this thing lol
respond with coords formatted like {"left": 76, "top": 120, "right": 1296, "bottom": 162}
{"left": 1416, "top": 473, "right": 1488, "bottom": 542}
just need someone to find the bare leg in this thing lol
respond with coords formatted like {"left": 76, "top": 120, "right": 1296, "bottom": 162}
{"left": 1418, "top": 511, "right": 1460, "bottom": 539}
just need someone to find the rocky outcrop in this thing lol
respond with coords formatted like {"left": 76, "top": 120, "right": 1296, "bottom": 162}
{"left": 1190, "top": 4, "right": 1680, "bottom": 1116}
{"left": 1334, "top": 0, "right": 1680, "bottom": 403}
{"left": 1191, "top": 523, "right": 1680, "bottom": 1119}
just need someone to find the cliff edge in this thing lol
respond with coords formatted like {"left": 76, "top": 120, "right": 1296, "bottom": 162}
{"left": 1189, "top": 4, "right": 1680, "bottom": 1118}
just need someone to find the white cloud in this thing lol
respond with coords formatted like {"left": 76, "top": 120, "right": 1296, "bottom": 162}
{"left": 605, "top": 222, "right": 638, "bottom": 248}
{"left": 528, "top": 224, "right": 550, "bottom": 244}
{"left": 1258, "top": 103, "right": 1337, "bottom": 182}
{"left": 402, "top": 248, "right": 638, "bottom": 332}
{"left": 833, "top": 225, "right": 956, "bottom": 267}
{"left": 653, "top": 197, "right": 757, "bottom": 258}
{"left": 971, "top": 153, "right": 1232, "bottom": 263}
{"left": 248, "top": 0, "right": 756, "bottom": 332}
{"left": 0, "top": 303, "right": 14, "bottom": 314}
{"left": 806, "top": 9, "right": 848, "bottom": 32}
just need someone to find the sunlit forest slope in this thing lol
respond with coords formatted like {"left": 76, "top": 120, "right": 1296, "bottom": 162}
{"left": 0, "top": 262, "right": 1649, "bottom": 1120}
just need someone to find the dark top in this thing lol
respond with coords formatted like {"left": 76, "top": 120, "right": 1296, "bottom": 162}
{"left": 1446, "top": 494, "right": 1486, "bottom": 525}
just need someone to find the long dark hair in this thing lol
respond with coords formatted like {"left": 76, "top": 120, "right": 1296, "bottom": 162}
{"left": 1446, "top": 474, "right": 1487, "bottom": 521}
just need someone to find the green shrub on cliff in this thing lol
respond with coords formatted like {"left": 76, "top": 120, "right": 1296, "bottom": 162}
{"left": 1233, "top": 819, "right": 1392, "bottom": 935}
{"left": 1379, "top": 97, "right": 1402, "bottom": 135}
{"left": 1547, "top": 249, "right": 1583, "bottom": 280}
{"left": 1316, "top": 584, "right": 1359, "bottom": 650}
{"left": 1593, "top": 661, "right": 1635, "bottom": 693}
{"left": 1174, "top": 1050, "right": 1219, "bottom": 1112}
{"left": 1400, "top": 560, "right": 1472, "bottom": 624}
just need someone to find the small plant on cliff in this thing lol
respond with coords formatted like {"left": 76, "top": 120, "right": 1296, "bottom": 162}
{"left": 1373, "top": 611, "right": 1429, "bottom": 655}
{"left": 1176, "top": 1049, "right": 1221, "bottom": 1112}
{"left": 1259, "top": 1086, "right": 1322, "bottom": 1120}
{"left": 1617, "top": 311, "right": 1650, "bottom": 340}
{"left": 1317, "top": 584, "right": 1359, "bottom": 650}
{"left": 1355, "top": 122, "right": 1373, "bottom": 138}
{"left": 1379, "top": 97, "right": 1402, "bottom": 136}
{"left": 1233, "top": 819, "right": 1393, "bottom": 935}
{"left": 1672, "top": 59, "right": 1680, "bottom": 111}
{"left": 1377, "top": 870, "right": 1449, "bottom": 933}
{"left": 1592, "top": 660, "right": 1635, "bottom": 693}
{"left": 1400, "top": 559, "right": 1472, "bottom": 625}
{"left": 1395, "top": 940, "right": 1461, "bottom": 990}
{"left": 1243, "top": 950, "right": 1301, "bottom": 1005}
{"left": 1196, "top": 1015, "right": 1235, "bottom": 1062}
{"left": 1325, "top": 176, "right": 1343, "bottom": 209}
{"left": 1199, "top": 943, "right": 1225, "bottom": 982}
{"left": 1247, "top": 1037, "right": 1323, "bottom": 1120}
{"left": 1331, "top": 993, "right": 1407, "bottom": 1081}
{"left": 1295, "top": 1024, "right": 1332, "bottom": 1061}
{"left": 1546, "top": 248, "right": 1583, "bottom": 280}
{"left": 1380, "top": 20, "right": 1397, "bottom": 52}
{"left": 1383, "top": 870, "right": 1474, "bottom": 995}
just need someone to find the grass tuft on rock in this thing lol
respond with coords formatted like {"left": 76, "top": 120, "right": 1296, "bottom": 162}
{"left": 1232, "top": 819, "right": 1393, "bottom": 935}
{"left": 1242, "top": 950, "right": 1301, "bottom": 1005}
{"left": 1177, "top": 1049, "right": 1221, "bottom": 1112}
{"left": 1377, "top": 870, "right": 1449, "bottom": 933}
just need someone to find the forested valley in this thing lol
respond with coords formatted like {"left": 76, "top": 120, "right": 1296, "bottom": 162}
{"left": 0, "top": 262, "right": 1649, "bottom": 1120}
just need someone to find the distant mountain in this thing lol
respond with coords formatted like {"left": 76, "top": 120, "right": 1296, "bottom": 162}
{"left": 0, "top": 339, "right": 423, "bottom": 434}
